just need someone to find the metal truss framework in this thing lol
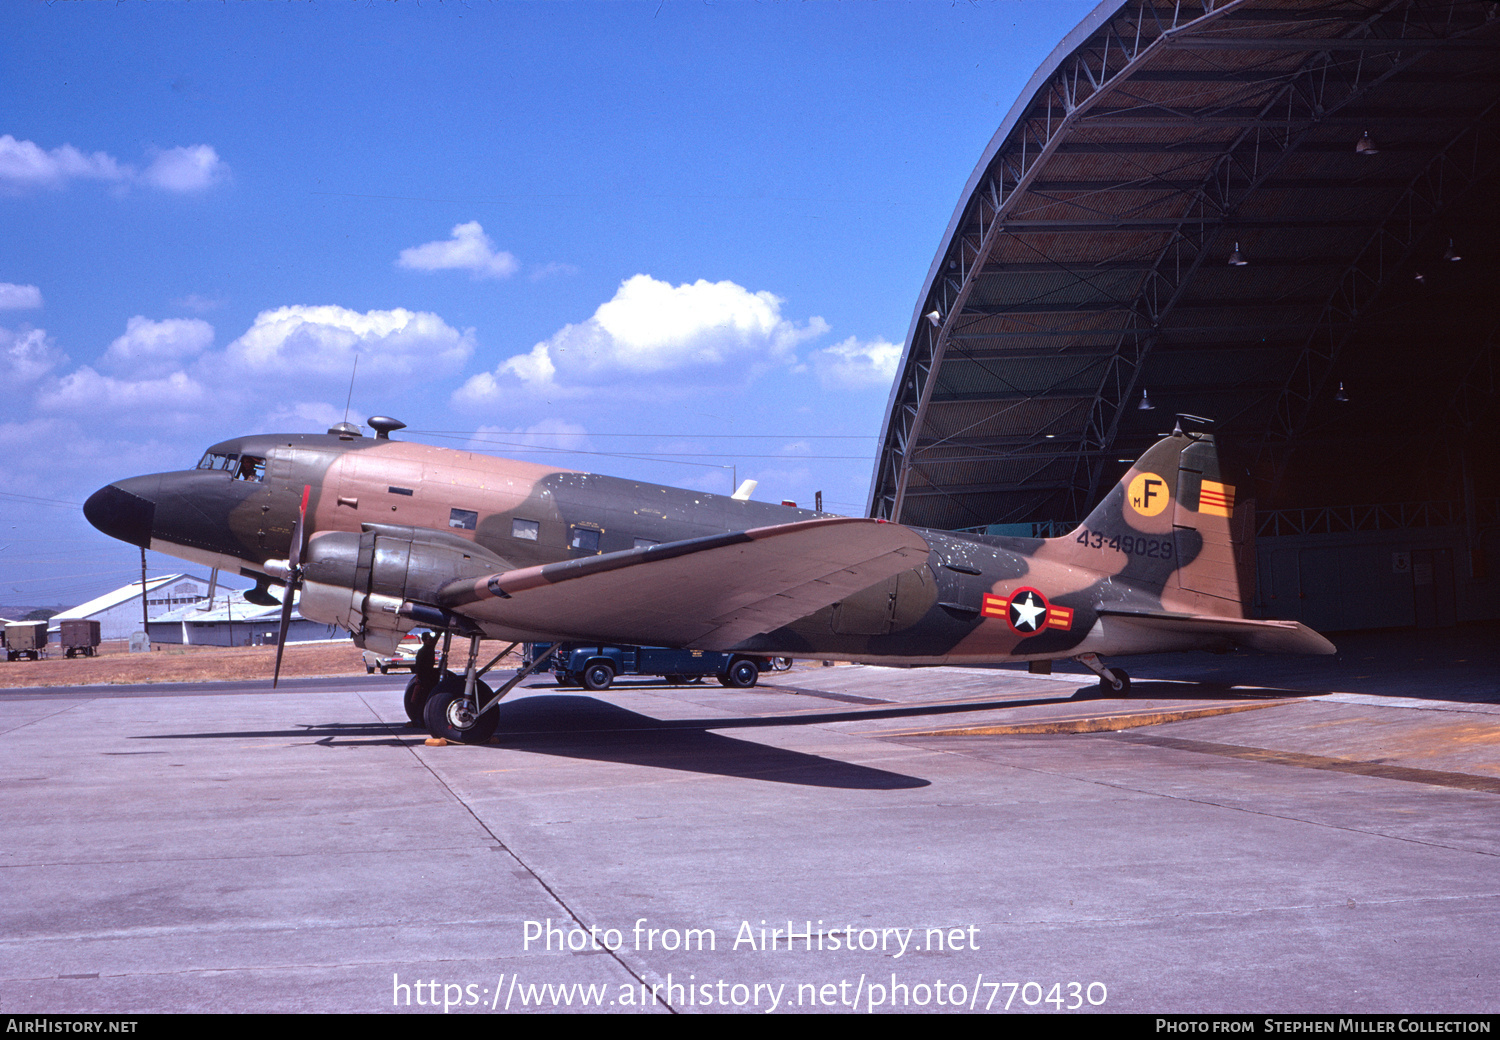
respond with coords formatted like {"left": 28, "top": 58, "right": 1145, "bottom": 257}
{"left": 870, "top": 0, "right": 1500, "bottom": 532}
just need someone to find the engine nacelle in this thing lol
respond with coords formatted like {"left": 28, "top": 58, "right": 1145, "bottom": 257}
{"left": 299, "top": 523, "right": 511, "bottom": 654}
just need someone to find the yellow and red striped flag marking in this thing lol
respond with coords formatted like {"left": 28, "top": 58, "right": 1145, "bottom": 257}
{"left": 1199, "top": 480, "right": 1235, "bottom": 517}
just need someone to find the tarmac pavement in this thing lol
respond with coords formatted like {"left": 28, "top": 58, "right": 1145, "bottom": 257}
{"left": 1, "top": 624, "right": 1497, "bottom": 1014}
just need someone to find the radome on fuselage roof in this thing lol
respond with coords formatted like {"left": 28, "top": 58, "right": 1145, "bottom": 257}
{"left": 84, "top": 415, "right": 1333, "bottom": 743}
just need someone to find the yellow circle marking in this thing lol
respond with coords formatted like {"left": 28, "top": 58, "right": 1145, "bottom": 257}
{"left": 1127, "top": 472, "right": 1170, "bottom": 517}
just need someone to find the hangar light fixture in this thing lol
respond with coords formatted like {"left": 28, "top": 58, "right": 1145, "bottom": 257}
{"left": 1355, "top": 130, "right": 1379, "bottom": 156}
{"left": 1335, "top": 382, "right": 1349, "bottom": 403}
{"left": 1138, "top": 389, "right": 1155, "bottom": 411}
{"left": 1443, "top": 239, "right": 1461, "bottom": 262}
{"left": 1227, "top": 242, "right": 1248, "bottom": 267}
{"left": 925, "top": 309, "right": 942, "bottom": 328}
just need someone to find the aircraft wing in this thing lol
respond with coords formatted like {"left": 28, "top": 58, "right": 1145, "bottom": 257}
{"left": 1096, "top": 608, "right": 1336, "bottom": 655}
{"left": 438, "top": 517, "right": 931, "bottom": 649}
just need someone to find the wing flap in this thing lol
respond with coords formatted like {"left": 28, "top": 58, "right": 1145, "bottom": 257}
{"left": 1096, "top": 608, "right": 1336, "bottom": 655}
{"left": 440, "top": 517, "right": 931, "bottom": 648}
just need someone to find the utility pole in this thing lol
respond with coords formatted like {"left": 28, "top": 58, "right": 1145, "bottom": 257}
{"left": 139, "top": 547, "right": 150, "bottom": 651}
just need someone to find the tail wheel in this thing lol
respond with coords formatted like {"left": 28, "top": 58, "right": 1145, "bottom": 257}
{"left": 581, "top": 662, "right": 615, "bottom": 691}
{"left": 423, "top": 675, "right": 498, "bottom": 744}
{"left": 1099, "top": 669, "right": 1131, "bottom": 698}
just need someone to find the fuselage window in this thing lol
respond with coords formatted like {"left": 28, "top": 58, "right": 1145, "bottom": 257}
{"left": 235, "top": 455, "right": 266, "bottom": 482}
{"left": 449, "top": 508, "right": 478, "bottom": 531}
{"left": 512, "top": 518, "right": 540, "bottom": 541}
{"left": 197, "top": 452, "right": 238, "bottom": 472}
{"left": 570, "top": 526, "right": 601, "bottom": 553}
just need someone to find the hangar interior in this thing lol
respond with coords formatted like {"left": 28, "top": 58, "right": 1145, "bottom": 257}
{"left": 870, "top": 0, "right": 1500, "bottom": 632}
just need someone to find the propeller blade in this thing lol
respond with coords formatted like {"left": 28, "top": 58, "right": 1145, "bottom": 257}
{"left": 273, "top": 485, "right": 311, "bottom": 688}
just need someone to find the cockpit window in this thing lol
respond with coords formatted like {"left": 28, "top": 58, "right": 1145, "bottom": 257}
{"left": 235, "top": 455, "right": 266, "bottom": 482}
{"left": 197, "top": 451, "right": 238, "bottom": 472}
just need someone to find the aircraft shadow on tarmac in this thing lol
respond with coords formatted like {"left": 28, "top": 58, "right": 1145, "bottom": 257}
{"left": 134, "top": 695, "right": 938, "bottom": 790}
{"left": 130, "top": 681, "right": 1307, "bottom": 788}
{"left": 478, "top": 695, "right": 929, "bottom": 789}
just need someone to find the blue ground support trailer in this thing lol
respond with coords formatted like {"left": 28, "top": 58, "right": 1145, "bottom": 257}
{"left": 528, "top": 642, "right": 775, "bottom": 691}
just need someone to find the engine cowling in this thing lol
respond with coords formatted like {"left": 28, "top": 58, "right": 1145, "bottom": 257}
{"left": 298, "top": 523, "right": 512, "bottom": 654}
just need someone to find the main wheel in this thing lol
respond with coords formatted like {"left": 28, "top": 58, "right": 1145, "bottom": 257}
{"left": 1098, "top": 668, "right": 1131, "bottom": 697}
{"left": 664, "top": 674, "right": 686, "bottom": 685}
{"left": 581, "top": 661, "right": 615, "bottom": 691}
{"left": 718, "top": 658, "right": 759, "bottom": 688}
{"left": 404, "top": 674, "right": 440, "bottom": 726}
{"left": 423, "top": 675, "right": 498, "bottom": 744}
{"left": 770, "top": 656, "right": 793, "bottom": 671}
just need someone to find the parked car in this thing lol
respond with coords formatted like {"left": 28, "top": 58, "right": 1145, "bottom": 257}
{"left": 362, "top": 633, "right": 426, "bottom": 675}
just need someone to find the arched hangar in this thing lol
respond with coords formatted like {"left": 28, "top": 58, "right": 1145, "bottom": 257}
{"left": 870, "top": 0, "right": 1500, "bottom": 632}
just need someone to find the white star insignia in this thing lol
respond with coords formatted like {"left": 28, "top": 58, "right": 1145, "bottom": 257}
{"left": 1010, "top": 591, "right": 1045, "bottom": 631}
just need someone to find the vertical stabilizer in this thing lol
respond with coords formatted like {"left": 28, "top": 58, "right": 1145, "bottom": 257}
{"left": 1046, "top": 431, "right": 1255, "bottom": 617}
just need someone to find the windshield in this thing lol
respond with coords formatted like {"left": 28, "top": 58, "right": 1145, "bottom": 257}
{"left": 196, "top": 451, "right": 266, "bottom": 481}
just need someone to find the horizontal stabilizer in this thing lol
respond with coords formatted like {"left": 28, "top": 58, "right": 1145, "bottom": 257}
{"left": 1096, "top": 608, "right": 1336, "bottom": 655}
{"left": 440, "top": 517, "right": 931, "bottom": 649}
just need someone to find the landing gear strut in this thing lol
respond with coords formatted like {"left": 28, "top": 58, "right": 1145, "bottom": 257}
{"left": 421, "top": 636, "right": 558, "bottom": 744}
{"left": 1074, "top": 652, "right": 1130, "bottom": 697}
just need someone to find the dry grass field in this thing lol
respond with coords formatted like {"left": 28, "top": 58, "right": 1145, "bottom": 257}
{"left": 0, "top": 638, "right": 526, "bottom": 688}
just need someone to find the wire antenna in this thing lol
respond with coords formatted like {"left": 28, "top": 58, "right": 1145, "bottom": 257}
{"left": 342, "top": 354, "right": 359, "bottom": 424}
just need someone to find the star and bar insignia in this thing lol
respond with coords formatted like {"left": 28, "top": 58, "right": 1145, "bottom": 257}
{"left": 981, "top": 587, "right": 1074, "bottom": 634}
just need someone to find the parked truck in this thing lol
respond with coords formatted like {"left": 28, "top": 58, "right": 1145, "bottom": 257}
{"left": 528, "top": 642, "right": 776, "bottom": 691}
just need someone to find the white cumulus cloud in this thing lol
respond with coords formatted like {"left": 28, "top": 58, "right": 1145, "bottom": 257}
{"left": 461, "top": 274, "right": 829, "bottom": 402}
{"left": 812, "top": 336, "right": 902, "bottom": 390}
{"left": 103, "top": 316, "right": 214, "bottom": 377}
{"left": 0, "top": 135, "right": 126, "bottom": 191}
{"left": 0, "top": 326, "right": 67, "bottom": 385}
{"left": 141, "top": 145, "right": 229, "bottom": 192}
{"left": 398, "top": 221, "right": 519, "bottom": 280}
{"left": 0, "top": 284, "right": 43, "bottom": 310}
{"left": 36, "top": 367, "right": 208, "bottom": 417}
{"left": 0, "top": 135, "right": 226, "bottom": 194}
{"left": 225, "top": 305, "right": 475, "bottom": 380}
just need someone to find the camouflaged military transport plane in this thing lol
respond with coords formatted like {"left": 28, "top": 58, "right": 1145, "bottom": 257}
{"left": 84, "top": 415, "right": 1333, "bottom": 743}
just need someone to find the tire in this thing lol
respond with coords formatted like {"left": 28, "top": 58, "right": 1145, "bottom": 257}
{"left": 664, "top": 674, "right": 686, "bottom": 685}
{"left": 581, "top": 661, "right": 615, "bottom": 691}
{"left": 366, "top": 664, "right": 375, "bottom": 675}
{"left": 718, "top": 658, "right": 759, "bottom": 689}
{"left": 379, "top": 664, "right": 390, "bottom": 675}
{"left": 770, "top": 656, "right": 792, "bottom": 671}
{"left": 1098, "top": 668, "right": 1131, "bottom": 697}
{"left": 404, "top": 674, "right": 438, "bottom": 726}
{"left": 423, "top": 675, "right": 498, "bottom": 744}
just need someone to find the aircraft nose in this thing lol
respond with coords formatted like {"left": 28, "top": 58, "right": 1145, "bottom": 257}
{"left": 83, "top": 478, "right": 158, "bottom": 549}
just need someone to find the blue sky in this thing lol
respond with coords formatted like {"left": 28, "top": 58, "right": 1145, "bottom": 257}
{"left": 0, "top": 0, "right": 1094, "bottom": 607}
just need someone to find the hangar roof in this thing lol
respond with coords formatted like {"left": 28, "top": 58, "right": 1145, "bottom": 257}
{"left": 869, "top": 0, "right": 1500, "bottom": 531}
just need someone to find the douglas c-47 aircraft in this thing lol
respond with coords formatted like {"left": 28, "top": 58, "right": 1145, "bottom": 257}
{"left": 84, "top": 416, "right": 1333, "bottom": 743}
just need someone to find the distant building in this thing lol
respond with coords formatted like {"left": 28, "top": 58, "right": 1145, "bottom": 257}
{"left": 147, "top": 590, "right": 343, "bottom": 647}
{"left": 50, "top": 574, "right": 213, "bottom": 642}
